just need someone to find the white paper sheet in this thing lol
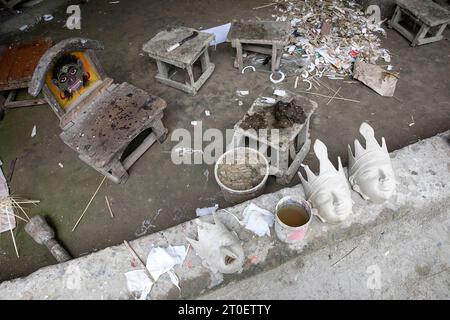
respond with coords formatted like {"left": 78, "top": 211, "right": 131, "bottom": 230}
{"left": 125, "top": 269, "right": 153, "bottom": 300}
{"left": 203, "top": 23, "right": 231, "bottom": 46}
{"left": 241, "top": 203, "right": 274, "bottom": 237}
{"left": 146, "top": 245, "right": 187, "bottom": 281}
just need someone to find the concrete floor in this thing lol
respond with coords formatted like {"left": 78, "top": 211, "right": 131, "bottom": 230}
{"left": 201, "top": 190, "right": 450, "bottom": 299}
{"left": 0, "top": 0, "right": 449, "bottom": 282}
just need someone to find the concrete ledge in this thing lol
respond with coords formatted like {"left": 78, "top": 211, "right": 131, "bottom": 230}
{"left": 0, "top": 131, "right": 449, "bottom": 300}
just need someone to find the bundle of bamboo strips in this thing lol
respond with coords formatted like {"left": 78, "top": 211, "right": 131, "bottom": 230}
{"left": 0, "top": 196, "right": 40, "bottom": 258}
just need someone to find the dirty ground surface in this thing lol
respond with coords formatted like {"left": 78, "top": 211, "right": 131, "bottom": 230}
{"left": 0, "top": 0, "right": 449, "bottom": 281}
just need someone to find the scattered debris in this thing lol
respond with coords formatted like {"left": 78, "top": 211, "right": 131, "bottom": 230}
{"left": 125, "top": 269, "right": 153, "bottom": 300}
{"left": 105, "top": 196, "right": 114, "bottom": 218}
{"left": 31, "top": 125, "right": 37, "bottom": 137}
{"left": 270, "top": 71, "right": 286, "bottom": 83}
{"left": 203, "top": 23, "right": 231, "bottom": 46}
{"left": 196, "top": 204, "right": 219, "bottom": 217}
{"left": 124, "top": 240, "right": 155, "bottom": 299}
{"left": 253, "top": 2, "right": 277, "bottom": 10}
{"left": 273, "top": 89, "right": 286, "bottom": 97}
{"left": 240, "top": 203, "right": 274, "bottom": 237}
{"left": 353, "top": 59, "right": 399, "bottom": 97}
{"left": 274, "top": 0, "right": 391, "bottom": 79}
{"left": 260, "top": 96, "right": 276, "bottom": 104}
{"left": 7, "top": 158, "right": 17, "bottom": 184}
{"left": 242, "top": 65, "right": 256, "bottom": 74}
{"left": 146, "top": 245, "right": 187, "bottom": 290}
{"left": 236, "top": 90, "right": 249, "bottom": 97}
{"left": 42, "top": 14, "right": 54, "bottom": 22}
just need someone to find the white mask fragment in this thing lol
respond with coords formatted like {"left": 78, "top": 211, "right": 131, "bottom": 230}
{"left": 348, "top": 122, "right": 396, "bottom": 203}
{"left": 299, "top": 139, "right": 353, "bottom": 224}
{"left": 187, "top": 215, "right": 244, "bottom": 274}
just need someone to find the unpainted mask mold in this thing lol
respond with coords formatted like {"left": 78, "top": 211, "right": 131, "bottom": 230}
{"left": 187, "top": 215, "right": 244, "bottom": 274}
{"left": 299, "top": 139, "right": 353, "bottom": 224}
{"left": 348, "top": 122, "right": 396, "bottom": 203}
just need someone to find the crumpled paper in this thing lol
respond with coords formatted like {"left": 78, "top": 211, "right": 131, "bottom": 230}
{"left": 146, "top": 245, "right": 187, "bottom": 286}
{"left": 125, "top": 245, "right": 187, "bottom": 299}
{"left": 125, "top": 269, "right": 153, "bottom": 300}
{"left": 240, "top": 203, "right": 274, "bottom": 237}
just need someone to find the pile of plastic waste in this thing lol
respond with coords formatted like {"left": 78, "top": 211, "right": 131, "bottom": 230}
{"left": 272, "top": 0, "right": 391, "bottom": 80}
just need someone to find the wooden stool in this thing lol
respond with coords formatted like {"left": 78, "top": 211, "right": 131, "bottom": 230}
{"left": 0, "top": 38, "right": 52, "bottom": 120}
{"left": 142, "top": 27, "right": 215, "bottom": 95}
{"left": 227, "top": 21, "right": 290, "bottom": 73}
{"left": 28, "top": 38, "right": 168, "bottom": 184}
{"left": 389, "top": 0, "right": 450, "bottom": 46}
{"left": 229, "top": 92, "right": 317, "bottom": 185}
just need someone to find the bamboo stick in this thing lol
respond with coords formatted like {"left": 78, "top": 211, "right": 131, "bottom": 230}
{"left": 105, "top": 196, "right": 114, "bottom": 218}
{"left": 326, "top": 87, "right": 341, "bottom": 105}
{"left": 72, "top": 176, "right": 106, "bottom": 232}
{"left": 123, "top": 240, "right": 155, "bottom": 282}
{"left": 253, "top": 2, "right": 277, "bottom": 10}
{"left": 0, "top": 211, "right": 28, "bottom": 223}
{"left": 5, "top": 210, "right": 19, "bottom": 258}
{"left": 296, "top": 90, "right": 360, "bottom": 103}
{"left": 10, "top": 197, "right": 30, "bottom": 220}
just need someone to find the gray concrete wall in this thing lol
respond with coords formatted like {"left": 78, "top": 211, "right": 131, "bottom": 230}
{"left": 0, "top": 131, "right": 449, "bottom": 300}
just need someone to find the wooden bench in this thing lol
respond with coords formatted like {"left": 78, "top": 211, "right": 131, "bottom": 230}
{"left": 389, "top": 0, "right": 450, "bottom": 46}
{"left": 143, "top": 27, "right": 215, "bottom": 95}
{"left": 227, "top": 21, "right": 290, "bottom": 73}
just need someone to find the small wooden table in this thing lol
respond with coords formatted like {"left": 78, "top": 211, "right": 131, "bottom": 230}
{"left": 142, "top": 27, "right": 215, "bottom": 95}
{"left": 389, "top": 0, "right": 450, "bottom": 46}
{"left": 229, "top": 92, "right": 317, "bottom": 185}
{"left": 0, "top": 38, "right": 52, "bottom": 120}
{"left": 227, "top": 21, "right": 290, "bottom": 73}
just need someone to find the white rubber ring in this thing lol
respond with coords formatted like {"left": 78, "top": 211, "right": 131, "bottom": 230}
{"left": 269, "top": 71, "right": 285, "bottom": 84}
{"left": 241, "top": 66, "right": 256, "bottom": 74}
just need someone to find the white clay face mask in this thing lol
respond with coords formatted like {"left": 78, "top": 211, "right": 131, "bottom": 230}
{"left": 348, "top": 122, "right": 396, "bottom": 203}
{"left": 187, "top": 215, "right": 244, "bottom": 274}
{"left": 299, "top": 139, "right": 353, "bottom": 224}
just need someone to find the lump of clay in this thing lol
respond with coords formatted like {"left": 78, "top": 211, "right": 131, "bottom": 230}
{"left": 299, "top": 139, "right": 352, "bottom": 224}
{"left": 348, "top": 122, "right": 396, "bottom": 203}
{"left": 187, "top": 215, "right": 244, "bottom": 274}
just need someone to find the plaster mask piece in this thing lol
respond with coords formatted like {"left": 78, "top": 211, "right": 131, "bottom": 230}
{"left": 187, "top": 215, "right": 244, "bottom": 274}
{"left": 348, "top": 122, "right": 396, "bottom": 203}
{"left": 299, "top": 139, "right": 352, "bottom": 224}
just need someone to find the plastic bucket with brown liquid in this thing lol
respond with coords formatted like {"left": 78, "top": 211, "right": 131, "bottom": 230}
{"left": 274, "top": 196, "right": 312, "bottom": 243}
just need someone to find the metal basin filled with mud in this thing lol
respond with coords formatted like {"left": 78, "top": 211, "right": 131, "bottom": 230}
{"left": 214, "top": 147, "right": 269, "bottom": 204}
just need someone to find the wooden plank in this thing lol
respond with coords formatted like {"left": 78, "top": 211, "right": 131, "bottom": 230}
{"left": 0, "top": 44, "right": 17, "bottom": 87}
{"left": 0, "top": 39, "right": 52, "bottom": 90}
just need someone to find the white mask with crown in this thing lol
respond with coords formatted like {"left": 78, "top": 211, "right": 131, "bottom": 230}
{"left": 299, "top": 139, "right": 353, "bottom": 224}
{"left": 348, "top": 122, "right": 396, "bottom": 203}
